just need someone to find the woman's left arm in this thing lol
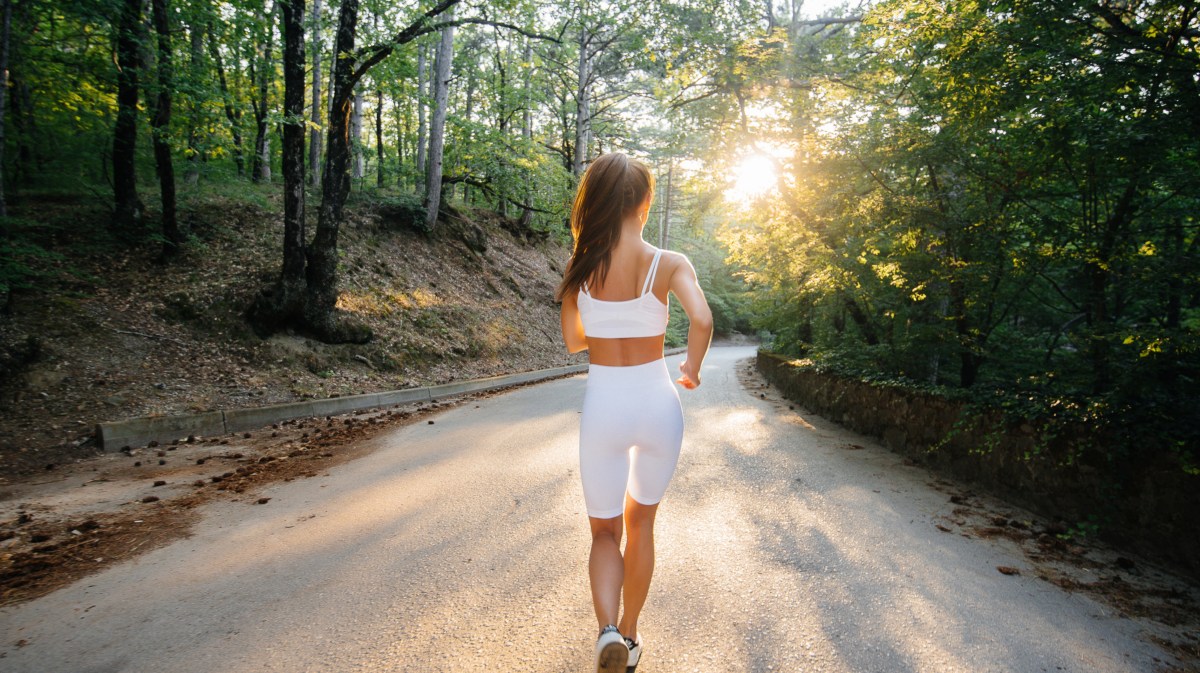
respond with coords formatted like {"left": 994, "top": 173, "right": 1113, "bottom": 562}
{"left": 561, "top": 288, "right": 589, "bottom": 354}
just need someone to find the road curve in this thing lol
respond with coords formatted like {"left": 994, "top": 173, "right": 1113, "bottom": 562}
{"left": 0, "top": 346, "right": 1179, "bottom": 672}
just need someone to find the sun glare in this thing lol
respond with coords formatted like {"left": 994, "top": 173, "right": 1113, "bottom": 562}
{"left": 725, "top": 154, "right": 778, "bottom": 202}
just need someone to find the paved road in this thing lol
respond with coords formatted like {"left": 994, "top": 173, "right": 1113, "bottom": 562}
{"left": 0, "top": 347, "right": 1178, "bottom": 672}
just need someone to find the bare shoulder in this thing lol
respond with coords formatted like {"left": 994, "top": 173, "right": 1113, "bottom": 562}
{"left": 659, "top": 250, "right": 697, "bottom": 279}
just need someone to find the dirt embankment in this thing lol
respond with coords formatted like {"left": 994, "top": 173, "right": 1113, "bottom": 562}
{"left": 0, "top": 190, "right": 585, "bottom": 479}
{"left": 0, "top": 188, "right": 593, "bottom": 606}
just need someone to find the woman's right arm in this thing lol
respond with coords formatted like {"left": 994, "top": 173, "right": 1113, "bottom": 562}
{"left": 668, "top": 255, "right": 713, "bottom": 389}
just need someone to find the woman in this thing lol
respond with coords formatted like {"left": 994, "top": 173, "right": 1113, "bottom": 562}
{"left": 557, "top": 152, "right": 713, "bottom": 673}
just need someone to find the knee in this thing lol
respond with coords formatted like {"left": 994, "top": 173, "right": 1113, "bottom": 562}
{"left": 623, "top": 502, "right": 658, "bottom": 536}
{"left": 590, "top": 518, "right": 623, "bottom": 544}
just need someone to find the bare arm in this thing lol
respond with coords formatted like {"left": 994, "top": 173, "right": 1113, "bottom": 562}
{"left": 668, "top": 254, "right": 713, "bottom": 389}
{"left": 560, "top": 286, "right": 588, "bottom": 354}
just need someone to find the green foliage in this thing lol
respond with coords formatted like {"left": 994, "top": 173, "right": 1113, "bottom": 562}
{"left": 712, "top": 0, "right": 1199, "bottom": 476}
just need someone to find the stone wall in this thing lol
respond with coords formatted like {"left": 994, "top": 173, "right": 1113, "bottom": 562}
{"left": 757, "top": 351, "right": 1200, "bottom": 579}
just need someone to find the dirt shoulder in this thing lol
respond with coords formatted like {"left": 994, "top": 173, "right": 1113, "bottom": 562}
{"left": 0, "top": 372, "right": 577, "bottom": 606}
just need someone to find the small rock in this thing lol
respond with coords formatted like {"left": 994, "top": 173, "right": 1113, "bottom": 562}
{"left": 935, "top": 524, "right": 952, "bottom": 533}
{"left": 428, "top": 420, "right": 435, "bottom": 425}
{"left": 997, "top": 566, "right": 1021, "bottom": 576}
{"left": 153, "top": 480, "right": 166, "bottom": 487}
{"left": 133, "top": 461, "right": 142, "bottom": 467}
{"left": 158, "top": 459, "right": 166, "bottom": 466}
{"left": 186, "top": 434, "right": 196, "bottom": 443}
{"left": 157, "top": 450, "right": 165, "bottom": 457}
{"left": 148, "top": 440, "right": 159, "bottom": 448}
{"left": 141, "top": 496, "right": 160, "bottom": 503}
{"left": 243, "top": 432, "right": 251, "bottom": 439}
{"left": 256, "top": 498, "right": 271, "bottom": 505}
{"left": 196, "top": 458, "right": 206, "bottom": 465}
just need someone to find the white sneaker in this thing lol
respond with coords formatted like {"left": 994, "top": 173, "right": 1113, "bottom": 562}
{"left": 594, "top": 625, "right": 629, "bottom": 673}
{"left": 624, "top": 635, "right": 643, "bottom": 672}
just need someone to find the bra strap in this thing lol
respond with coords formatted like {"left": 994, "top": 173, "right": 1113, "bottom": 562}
{"left": 641, "top": 249, "right": 663, "bottom": 297}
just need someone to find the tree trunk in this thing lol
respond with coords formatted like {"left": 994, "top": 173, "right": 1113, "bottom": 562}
{"left": 251, "top": 1, "right": 276, "bottom": 183}
{"left": 112, "top": 0, "right": 143, "bottom": 230}
{"left": 520, "top": 40, "right": 533, "bottom": 226}
{"left": 572, "top": 28, "right": 590, "bottom": 177}
{"left": 423, "top": 7, "right": 455, "bottom": 231}
{"left": 415, "top": 41, "right": 428, "bottom": 192}
{"left": 843, "top": 295, "right": 879, "bottom": 346}
{"left": 183, "top": 21, "right": 205, "bottom": 185}
{"left": 495, "top": 44, "right": 507, "bottom": 217}
{"left": 659, "top": 160, "right": 673, "bottom": 249}
{"left": 303, "top": 0, "right": 370, "bottom": 343}
{"left": 375, "top": 86, "right": 384, "bottom": 188}
{"left": 208, "top": 27, "right": 245, "bottom": 176}
{"left": 280, "top": 0, "right": 307, "bottom": 289}
{"left": 150, "top": 0, "right": 182, "bottom": 257}
{"left": 0, "top": 0, "right": 11, "bottom": 218}
{"left": 351, "top": 89, "right": 364, "bottom": 179}
{"left": 250, "top": 0, "right": 309, "bottom": 334}
{"left": 461, "top": 61, "right": 476, "bottom": 201}
{"left": 950, "top": 277, "right": 982, "bottom": 387}
{"left": 307, "top": 0, "right": 322, "bottom": 186}
{"left": 395, "top": 96, "right": 406, "bottom": 188}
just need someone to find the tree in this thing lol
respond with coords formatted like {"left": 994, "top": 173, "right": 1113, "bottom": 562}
{"left": 111, "top": 0, "right": 143, "bottom": 230}
{"left": 307, "top": 0, "right": 323, "bottom": 186}
{"left": 149, "top": 0, "right": 182, "bottom": 257}
{"left": 249, "top": 0, "right": 277, "bottom": 183}
{"left": 423, "top": 5, "right": 456, "bottom": 230}
{"left": 208, "top": 23, "right": 245, "bottom": 177}
{"left": 0, "top": 0, "right": 11, "bottom": 218}
{"left": 415, "top": 40, "right": 428, "bottom": 188}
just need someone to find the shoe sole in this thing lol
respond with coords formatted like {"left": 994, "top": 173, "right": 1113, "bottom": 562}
{"left": 597, "top": 640, "right": 628, "bottom": 673}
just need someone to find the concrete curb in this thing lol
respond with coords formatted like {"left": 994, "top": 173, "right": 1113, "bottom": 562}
{"left": 97, "top": 363, "right": 584, "bottom": 450}
{"left": 95, "top": 348, "right": 687, "bottom": 450}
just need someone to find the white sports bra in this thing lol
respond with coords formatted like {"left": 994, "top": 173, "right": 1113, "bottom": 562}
{"left": 578, "top": 249, "right": 669, "bottom": 339}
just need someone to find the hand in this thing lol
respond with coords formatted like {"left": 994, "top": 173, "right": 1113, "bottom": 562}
{"left": 676, "top": 360, "right": 701, "bottom": 389}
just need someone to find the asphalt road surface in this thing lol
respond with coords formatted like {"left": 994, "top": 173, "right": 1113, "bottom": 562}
{"left": 0, "top": 347, "right": 1181, "bottom": 672}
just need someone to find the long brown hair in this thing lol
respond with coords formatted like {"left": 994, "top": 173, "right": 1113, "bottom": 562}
{"left": 555, "top": 153, "right": 655, "bottom": 302}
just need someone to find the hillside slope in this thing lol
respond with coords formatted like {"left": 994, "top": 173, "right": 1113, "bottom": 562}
{"left": 0, "top": 190, "right": 584, "bottom": 478}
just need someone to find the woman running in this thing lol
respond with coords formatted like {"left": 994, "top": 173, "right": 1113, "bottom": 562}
{"left": 557, "top": 152, "right": 714, "bottom": 673}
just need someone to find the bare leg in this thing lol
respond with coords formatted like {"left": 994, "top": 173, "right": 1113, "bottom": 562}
{"left": 588, "top": 514, "right": 624, "bottom": 630}
{"left": 618, "top": 494, "right": 659, "bottom": 640}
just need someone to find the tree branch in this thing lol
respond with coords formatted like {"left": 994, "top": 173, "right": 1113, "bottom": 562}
{"left": 792, "top": 17, "right": 862, "bottom": 26}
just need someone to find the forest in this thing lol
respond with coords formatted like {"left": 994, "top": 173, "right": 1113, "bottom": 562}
{"left": 0, "top": 0, "right": 1196, "bottom": 482}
